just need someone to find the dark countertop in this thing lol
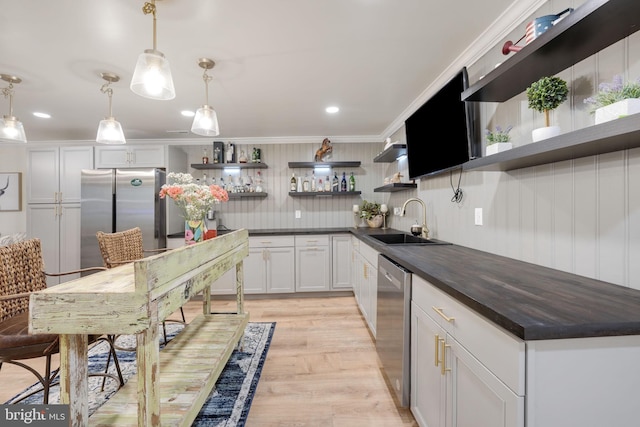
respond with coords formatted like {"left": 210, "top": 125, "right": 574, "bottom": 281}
{"left": 171, "top": 227, "right": 640, "bottom": 341}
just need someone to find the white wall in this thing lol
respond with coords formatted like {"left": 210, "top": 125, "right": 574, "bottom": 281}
{"left": 0, "top": 146, "right": 27, "bottom": 237}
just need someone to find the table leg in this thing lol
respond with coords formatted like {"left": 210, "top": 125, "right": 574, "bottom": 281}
{"left": 59, "top": 334, "right": 88, "bottom": 427}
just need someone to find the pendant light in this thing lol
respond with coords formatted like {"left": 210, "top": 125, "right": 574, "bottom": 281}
{"left": 191, "top": 58, "right": 220, "bottom": 136}
{"left": 96, "top": 72, "right": 126, "bottom": 145}
{"left": 130, "top": 0, "right": 175, "bottom": 100}
{"left": 0, "top": 74, "right": 27, "bottom": 144}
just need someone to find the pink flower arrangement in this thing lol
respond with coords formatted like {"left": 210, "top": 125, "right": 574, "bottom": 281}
{"left": 159, "top": 172, "right": 228, "bottom": 221}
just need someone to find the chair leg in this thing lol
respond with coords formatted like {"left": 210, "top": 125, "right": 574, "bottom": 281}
{"left": 2, "top": 357, "right": 58, "bottom": 404}
{"left": 180, "top": 306, "right": 186, "bottom": 323}
{"left": 98, "top": 335, "right": 125, "bottom": 391}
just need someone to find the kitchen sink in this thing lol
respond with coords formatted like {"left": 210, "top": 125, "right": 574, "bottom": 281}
{"left": 369, "top": 233, "right": 450, "bottom": 245}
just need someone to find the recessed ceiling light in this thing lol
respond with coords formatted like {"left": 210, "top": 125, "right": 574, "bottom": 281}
{"left": 181, "top": 110, "right": 195, "bottom": 117}
{"left": 33, "top": 112, "right": 51, "bottom": 119}
{"left": 325, "top": 106, "right": 339, "bottom": 114}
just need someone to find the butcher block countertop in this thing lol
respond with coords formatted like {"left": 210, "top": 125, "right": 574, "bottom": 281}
{"left": 242, "top": 227, "right": 640, "bottom": 342}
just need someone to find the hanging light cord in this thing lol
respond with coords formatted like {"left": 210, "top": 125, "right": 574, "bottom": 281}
{"left": 1, "top": 84, "right": 15, "bottom": 117}
{"left": 100, "top": 82, "right": 114, "bottom": 118}
{"left": 142, "top": 1, "right": 157, "bottom": 51}
{"left": 450, "top": 168, "right": 463, "bottom": 203}
{"left": 202, "top": 69, "right": 212, "bottom": 106}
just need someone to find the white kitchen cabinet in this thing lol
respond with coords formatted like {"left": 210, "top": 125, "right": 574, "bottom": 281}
{"left": 95, "top": 145, "right": 165, "bottom": 168}
{"left": 411, "top": 274, "right": 526, "bottom": 427}
{"left": 27, "top": 146, "right": 94, "bottom": 204}
{"left": 26, "top": 147, "right": 93, "bottom": 286}
{"left": 295, "top": 235, "right": 330, "bottom": 292}
{"left": 331, "top": 234, "right": 351, "bottom": 290}
{"left": 244, "top": 236, "right": 295, "bottom": 294}
{"left": 352, "top": 237, "right": 378, "bottom": 336}
{"left": 27, "top": 203, "right": 82, "bottom": 286}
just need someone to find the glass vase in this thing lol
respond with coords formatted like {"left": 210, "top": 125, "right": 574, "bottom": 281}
{"left": 185, "top": 218, "right": 206, "bottom": 245}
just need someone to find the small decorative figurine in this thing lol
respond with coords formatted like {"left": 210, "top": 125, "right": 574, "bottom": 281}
{"left": 391, "top": 172, "right": 403, "bottom": 183}
{"left": 314, "top": 138, "right": 332, "bottom": 162}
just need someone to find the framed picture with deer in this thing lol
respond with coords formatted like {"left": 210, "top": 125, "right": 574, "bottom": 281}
{"left": 0, "top": 172, "right": 22, "bottom": 211}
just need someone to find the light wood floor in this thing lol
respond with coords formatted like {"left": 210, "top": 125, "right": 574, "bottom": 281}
{"left": 0, "top": 295, "right": 418, "bottom": 427}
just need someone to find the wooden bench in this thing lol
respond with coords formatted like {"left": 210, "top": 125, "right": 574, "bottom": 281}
{"left": 29, "top": 229, "right": 250, "bottom": 427}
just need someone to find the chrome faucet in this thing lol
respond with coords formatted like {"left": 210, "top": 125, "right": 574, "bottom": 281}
{"left": 401, "top": 197, "right": 429, "bottom": 239}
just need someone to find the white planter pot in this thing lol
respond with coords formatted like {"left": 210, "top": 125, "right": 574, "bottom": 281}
{"left": 595, "top": 98, "right": 640, "bottom": 125}
{"left": 532, "top": 125, "right": 561, "bottom": 142}
{"left": 486, "top": 142, "right": 512, "bottom": 156}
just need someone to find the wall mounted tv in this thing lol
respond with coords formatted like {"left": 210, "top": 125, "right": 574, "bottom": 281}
{"left": 405, "top": 67, "right": 479, "bottom": 180}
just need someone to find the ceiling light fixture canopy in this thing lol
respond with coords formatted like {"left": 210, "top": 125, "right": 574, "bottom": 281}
{"left": 97, "top": 72, "right": 126, "bottom": 145}
{"left": 0, "top": 74, "right": 27, "bottom": 144}
{"left": 191, "top": 58, "right": 220, "bottom": 137}
{"left": 130, "top": 1, "right": 175, "bottom": 100}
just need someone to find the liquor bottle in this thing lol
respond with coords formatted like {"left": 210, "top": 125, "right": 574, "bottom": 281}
{"left": 341, "top": 172, "right": 347, "bottom": 192}
{"left": 203, "top": 173, "right": 208, "bottom": 185}
{"left": 318, "top": 178, "right": 324, "bottom": 192}
{"left": 202, "top": 148, "right": 209, "bottom": 164}
{"left": 302, "top": 173, "right": 310, "bottom": 192}
{"left": 311, "top": 170, "right": 317, "bottom": 192}
{"left": 349, "top": 172, "right": 356, "bottom": 192}
{"left": 324, "top": 176, "right": 331, "bottom": 192}
{"left": 332, "top": 173, "right": 339, "bottom": 192}
{"left": 290, "top": 173, "right": 297, "bottom": 192}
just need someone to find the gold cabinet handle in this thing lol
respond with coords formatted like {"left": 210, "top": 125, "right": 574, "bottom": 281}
{"left": 434, "top": 334, "right": 440, "bottom": 367}
{"left": 432, "top": 306, "right": 455, "bottom": 323}
{"left": 439, "top": 338, "right": 450, "bottom": 375}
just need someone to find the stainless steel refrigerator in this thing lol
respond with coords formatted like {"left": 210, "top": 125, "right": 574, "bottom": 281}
{"left": 80, "top": 168, "right": 166, "bottom": 270}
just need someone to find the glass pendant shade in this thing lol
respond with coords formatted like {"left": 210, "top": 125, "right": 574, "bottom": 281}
{"left": 0, "top": 115, "right": 27, "bottom": 143}
{"left": 130, "top": 49, "right": 175, "bottom": 100}
{"left": 191, "top": 105, "right": 219, "bottom": 136}
{"left": 96, "top": 117, "right": 126, "bottom": 145}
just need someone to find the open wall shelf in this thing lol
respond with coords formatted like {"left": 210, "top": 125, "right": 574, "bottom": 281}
{"left": 191, "top": 163, "right": 268, "bottom": 170}
{"left": 288, "top": 161, "right": 361, "bottom": 168}
{"left": 289, "top": 191, "right": 361, "bottom": 197}
{"left": 374, "top": 183, "right": 417, "bottom": 192}
{"left": 462, "top": 0, "right": 640, "bottom": 102}
{"left": 373, "top": 144, "right": 407, "bottom": 163}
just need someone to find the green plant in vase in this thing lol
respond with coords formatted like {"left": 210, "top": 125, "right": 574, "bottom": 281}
{"left": 360, "top": 200, "right": 383, "bottom": 228}
{"left": 526, "top": 76, "right": 568, "bottom": 141}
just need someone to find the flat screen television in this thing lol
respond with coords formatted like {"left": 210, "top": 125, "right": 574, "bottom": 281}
{"left": 405, "top": 67, "right": 478, "bottom": 180}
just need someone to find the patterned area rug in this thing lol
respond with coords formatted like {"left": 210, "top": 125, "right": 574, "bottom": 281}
{"left": 6, "top": 322, "right": 275, "bottom": 427}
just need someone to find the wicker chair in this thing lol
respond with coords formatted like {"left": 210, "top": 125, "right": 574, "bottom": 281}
{"left": 0, "top": 238, "right": 124, "bottom": 404}
{"left": 96, "top": 227, "right": 186, "bottom": 344}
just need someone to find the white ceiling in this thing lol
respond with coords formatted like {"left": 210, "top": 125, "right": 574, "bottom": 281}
{"left": 1, "top": 0, "right": 515, "bottom": 144}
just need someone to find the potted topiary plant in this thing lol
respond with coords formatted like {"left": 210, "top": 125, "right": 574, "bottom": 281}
{"left": 526, "top": 76, "right": 568, "bottom": 141}
{"left": 360, "top": 200, "right": 383, "bottom": 228}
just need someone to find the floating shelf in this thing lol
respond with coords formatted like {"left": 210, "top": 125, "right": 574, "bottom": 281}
{"left": 191, "top": 163, "right": 268, "bottom": 170}
{"left": 228, "top": 192, "right": 268, "bottom": 199}
{"left": 373, "top": 183, "right": 417, "bottom": 192}
{"left": 373, "top": 144, "right": 407, "bottom": 163}
{"left": 462, "top": 0, "right": 640, "bottom": 102}
{"left": 289, "top": 191, "right": 361, "bottom": 197}
{"left": 464, "top": 115, "right": 640, "bottom": 172}
{"left": 288, "top": 161, "right": 361, "bottom": 168}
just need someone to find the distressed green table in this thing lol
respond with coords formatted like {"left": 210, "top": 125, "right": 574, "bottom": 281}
{"left": 29, "top": 229, "right": 250, "bottom": 427}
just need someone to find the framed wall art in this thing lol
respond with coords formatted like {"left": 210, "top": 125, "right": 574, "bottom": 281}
{"left": 0, "top": 172, "right": 22, "bottom": 212}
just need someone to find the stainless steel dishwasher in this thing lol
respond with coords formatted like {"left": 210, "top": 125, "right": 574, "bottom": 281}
{"left": 376, "top": 254, "right": 412, "bottom": 408}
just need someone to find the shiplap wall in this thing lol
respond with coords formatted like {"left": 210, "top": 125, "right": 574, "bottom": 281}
{"left": 181, "top": 142, "right": 387, "bottom": 230}
{"left": 387, "top": 0, "right": 640, "bottom": 291}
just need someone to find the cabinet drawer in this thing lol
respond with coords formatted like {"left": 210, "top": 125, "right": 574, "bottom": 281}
{"left": 359, "top": 241, "right": 379, "bottom": 268}
{"left": 295, "top": 235, "right": 329, "bottom": 247}
{"left": 412, "top": 274, "right": 525, "bottom": 395}
{"left": 249, "top": 236, "right": 294, "bottom": 248}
